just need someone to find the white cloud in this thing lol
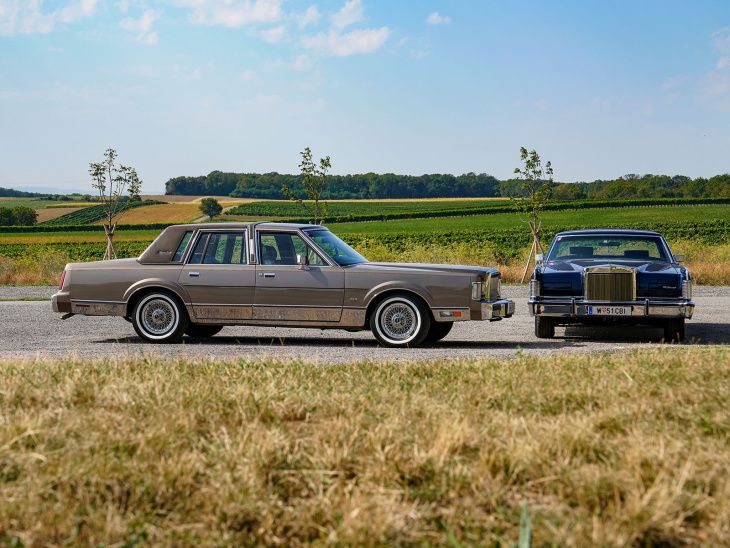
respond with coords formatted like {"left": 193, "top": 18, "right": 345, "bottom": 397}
{"left": 330, "top": 0, "right": 363, "bottom": 30}
{"left": 700, "top": 28, "right": 730, "bottom": 111}
{"left": 410, "top": 49, "right": 429, "bottom": 59}
{"left": 660, "top": 76, "right": 685, "bottom": 91}
{"left": 718, "top": 57, "right": 730, "bottom": 70}
{"left": 241, "top": 70, "right": 256, "bottom": 80}
{"left": 170, "top": 0, "right": 283, "bottom": 28}
{"left": 120, "top": 9, "right": 158, "bottom": 44}
{"left": 303, "top": 26, "right": 389, "bottom": 56}
{"left": 120, "top": 9, "right": 156, "bottom": 32}
{"left": 296, "top": 5, "right": 320, "bottom": 28}
{"left": 397, "top": 36, "right": 407, "bottom": 47}
{"left": 293, "top": 54, "right": 314, "bottom": 71}
{"left": 0, "top": 0, "right": 98, "bottom": 35}
{"left": 426, "top": 12, "right": 451, "bottom": 25}
{"left": 260, "top": 24, "right": 285, "bottom": 43}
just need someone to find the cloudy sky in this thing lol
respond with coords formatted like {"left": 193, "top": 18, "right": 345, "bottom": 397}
{"left": 1, "top": 0, "right": 729, "bottom": 193}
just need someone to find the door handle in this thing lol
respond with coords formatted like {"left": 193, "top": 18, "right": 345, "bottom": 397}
{"left": 189, "top": 272, "right": 200, "bottom": 277}
{"left": 260, "top": 272, "right": 276, "bottom": 278}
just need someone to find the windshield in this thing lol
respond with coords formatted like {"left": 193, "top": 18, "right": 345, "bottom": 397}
{"left": 547, "top": 235, "right": 670, "bottom": 262}
{"left": 304, "top": 229, "right": 368, "bottom": 266}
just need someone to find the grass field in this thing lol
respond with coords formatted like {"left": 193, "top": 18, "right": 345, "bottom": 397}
{"left": 0, "top": 198, "right": 66, "bottom": 209}
{"left": 1, "top": 348, "right": 729, "bottom": 546}
{"left": 332, "top": 204, "right": 730, "bottom": 234}
{"left": 92, "top": 203, "right": 206, "bottom": 225}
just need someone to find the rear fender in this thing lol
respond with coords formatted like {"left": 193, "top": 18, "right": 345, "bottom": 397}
{"left": 123, "top": 279, "right": 192, "bottom": 315}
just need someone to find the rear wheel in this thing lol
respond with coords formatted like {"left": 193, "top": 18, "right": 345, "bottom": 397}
{"left": 186, "top": 324, "right": 223, "bottom": 338}
{"left": 424, "top": 321, "right": 453, "bottom": 343}
{"left": 535, "top": 316, "right": 555, "bottom": 338}
{"left": 663, "top": 318, "right": 685, "bottom": 343}
{"left": 371, "top": 293, "right": 430, "bottom": 348}
{"left": 132, "top": 292, "right": 189, "bottom": 343}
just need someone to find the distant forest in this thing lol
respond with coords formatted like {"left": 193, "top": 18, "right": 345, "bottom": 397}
{"left": 165, "top": 172, "right": 730, "bottom": 200}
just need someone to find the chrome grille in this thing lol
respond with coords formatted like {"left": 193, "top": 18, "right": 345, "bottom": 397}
{"left": 585, "top": 267, "right": 635, "bottom": 301}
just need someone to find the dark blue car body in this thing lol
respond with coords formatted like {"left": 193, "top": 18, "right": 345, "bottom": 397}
{"left": 528, "top": 229, "right": 693, "bottom": 341}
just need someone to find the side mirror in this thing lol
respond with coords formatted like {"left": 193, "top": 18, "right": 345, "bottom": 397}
{"left": 674, "top": 254, "right": 685, "bottom": 264}
{"left": 296, "top": 254, "right": 310, "bottom": 270}
{"left": 535, "top": 253, "right": 544, "bottom": 264}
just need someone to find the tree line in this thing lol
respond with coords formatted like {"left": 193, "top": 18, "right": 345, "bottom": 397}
{"left": 165, "top": 171, "right": 730, "bottom": 200}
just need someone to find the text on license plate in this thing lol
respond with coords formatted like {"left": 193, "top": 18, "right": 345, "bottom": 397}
{"left": 588, "top": 306, "right": 631, "bottom": 316}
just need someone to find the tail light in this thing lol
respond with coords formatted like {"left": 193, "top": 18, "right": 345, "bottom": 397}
{"left": 58, "top": 270, "right": 67, "bottom": 290}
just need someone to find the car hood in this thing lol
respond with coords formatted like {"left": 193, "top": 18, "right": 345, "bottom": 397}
{"left": 541, "top": 259, "right": 681, "bottom": 275}
{"left": 349, "top": 262, "right": 500, "bottom": 277}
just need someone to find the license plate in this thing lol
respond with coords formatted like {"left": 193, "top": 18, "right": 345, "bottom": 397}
{"left": 588, "top": 306, "right": 631, "bottom": 316}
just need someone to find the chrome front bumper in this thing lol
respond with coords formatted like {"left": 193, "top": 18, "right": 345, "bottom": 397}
{"left": 480, "top": 299, "right": 516, "bottom": 321}
{"left": 529, "top": 298, "right": 694, "bottom": 319}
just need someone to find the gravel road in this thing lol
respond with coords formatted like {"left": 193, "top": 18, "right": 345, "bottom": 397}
{"left": 1, "top": 286, "right": 727, "bottom": 363}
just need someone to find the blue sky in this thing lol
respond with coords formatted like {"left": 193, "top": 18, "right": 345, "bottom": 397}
{"left": 1, "top": 0, "right": 729, "bottom": 193}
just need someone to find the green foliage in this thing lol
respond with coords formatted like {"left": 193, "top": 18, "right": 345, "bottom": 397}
{"left": 39, "top": 200, "right": 163, "bottom": 226}
{"left": 0, "top": 206, "right": 38, "bottom": 226}
{"left": 199, "top": 197, "right": 223, "bottom": 220}
{"left": 165, "top": 169, "right": 730, "bottom": 201}
{"left": 89, "top": 148, "right": 143, "bottom": 227}
{"left": 513, "top": 147, "right": 553, "bottom": 229}
{"left": 281, "top": 147, "right": 331, "bottom": 225}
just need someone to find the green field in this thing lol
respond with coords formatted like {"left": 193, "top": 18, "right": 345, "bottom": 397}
{"left": 0, "top": 198, "right": 68, "bottom": 209}
{"left": 333, "top": 204, "right": 730, "bottom": 234}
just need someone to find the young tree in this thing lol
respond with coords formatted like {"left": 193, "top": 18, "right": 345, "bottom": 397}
{"left": 89, "top": 149, "right": 142, "bottom": 260}
{"left": 281, "top": 147, "right": 331, "bottom": 225}
{"left": 199, "top": 197, "right": 223, "bottom": 221}
{"left": 513, "top": 147, "right": 553, "bottom": 282}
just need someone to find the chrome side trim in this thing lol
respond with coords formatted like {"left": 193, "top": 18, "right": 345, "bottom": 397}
{"left": 70, "top": 300, "right": 126, "bottom": 316}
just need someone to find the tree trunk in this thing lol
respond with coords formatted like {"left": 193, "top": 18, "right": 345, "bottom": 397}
{"left": 103, "top": 223, "right": 118, "bottom": 260}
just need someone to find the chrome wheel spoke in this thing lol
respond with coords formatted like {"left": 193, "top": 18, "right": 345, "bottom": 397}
{"left": 380, "top": 303, "right": 416, "bottom": 340}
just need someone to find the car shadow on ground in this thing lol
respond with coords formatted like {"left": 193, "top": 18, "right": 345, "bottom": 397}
{"left": 102, "top": 334, "right": 568, "bottom": 350}
{"left": 555, "top": 322, "right": 729, "bottom": 345}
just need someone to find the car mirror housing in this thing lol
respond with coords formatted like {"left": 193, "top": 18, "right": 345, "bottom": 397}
{"left": 297, "top": 254, "right": 310, "bottom": 270}
{"left": 535, "top": 253, "right": 544, "bottom": 264}
{"left": 674, "top": 254, "right": 685, "bottom": 264}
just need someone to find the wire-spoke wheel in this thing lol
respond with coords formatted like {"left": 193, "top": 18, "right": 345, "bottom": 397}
{"left": 371, "top": 294, "right": 430, "bottom": 347}
{"left": 132, "top": 292, "right": 188, "bottom": 343}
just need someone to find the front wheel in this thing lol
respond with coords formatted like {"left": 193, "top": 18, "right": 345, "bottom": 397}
{"left": 186, "top": 324, "right": 224, "bottom": 338}
{"left": 535, "top": 316, "right": 555, "bottom": 338}
{"left": 371, "top": 294, "right": 430, "bottom": 348}
{"left": 132, "top": 292, "right": 189, "bottom": 343}
{"left": 663, "top": 318, "right": 685, "bottom": 343}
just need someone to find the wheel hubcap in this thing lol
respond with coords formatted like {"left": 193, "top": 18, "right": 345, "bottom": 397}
{"left": 380, "top": 303, "right": 416, "bottom": 340}
{"left": 141, "top": 299, "right": 175, "bottom": 335}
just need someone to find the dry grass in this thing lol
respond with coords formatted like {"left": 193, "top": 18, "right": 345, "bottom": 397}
{"left": 139, "top": 195, "right": 257, "bottom": 203}
{"left": 0, "top": 249, "right": 68, "bottom": 285}
{"left": 34, "top": 207, "right": 87, "bottom": 223}
{"left": 92, "top": 204, "right": 204, "bottom": 225}
{"left": 1, "top": 349, "right": 729, "bottom": 546}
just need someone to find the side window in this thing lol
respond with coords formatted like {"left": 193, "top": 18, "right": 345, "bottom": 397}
{"left": 172, "top": 231, "right": 193, "bottom": 262}
{"left": 188, "top": 232, "right": 246, "bottom": 265}
{"left": 188, "top": 234, "right": 209, "bottom": 264}
{"left": 259, "top": 233, "right": 325, "bottom": 266}
{"left": 203, "top": 232, "right": 246, "bottom": 264}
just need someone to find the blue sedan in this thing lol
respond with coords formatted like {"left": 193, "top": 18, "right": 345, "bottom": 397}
{"left": 528, "top": 229, "right": 693, "bottom": 342}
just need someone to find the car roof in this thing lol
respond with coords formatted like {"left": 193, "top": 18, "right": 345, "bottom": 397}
{"left": 170, "top": 221, "right": 326, "bottom": 231}
{"left": 554, "top": 229, "right": 663, "bottom": 237}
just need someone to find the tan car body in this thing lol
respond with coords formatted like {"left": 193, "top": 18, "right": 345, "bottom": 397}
{"left": 52, "top": 222, "right": 514, "bottom": 339}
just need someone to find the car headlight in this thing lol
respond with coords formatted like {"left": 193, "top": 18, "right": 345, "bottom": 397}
{"left": 682, "top": 280, "right": 692, "bottom": 300}
{"left": 472, "top": 281, "right": 487, "bottom": 301}
{"left": 529, "top": 279, "right": 541, "bottom": 297}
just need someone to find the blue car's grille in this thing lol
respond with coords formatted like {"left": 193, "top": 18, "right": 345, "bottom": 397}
{"left": 585, "top": 269, "right": 634, "bottom": 301}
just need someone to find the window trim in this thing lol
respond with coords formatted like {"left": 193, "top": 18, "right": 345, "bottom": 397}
{"left": 185, "top": 229, "right": 249, "bottom": 266}
{"left": 257, "top": 230, "right": 334, "bottom": 268}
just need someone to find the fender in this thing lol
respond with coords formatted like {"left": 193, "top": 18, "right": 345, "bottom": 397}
{"left": 361, "top": 280, "right": 434, "bottom": 309}
{"left": 123, "top": 278, "right": 192, "bottom": 314}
